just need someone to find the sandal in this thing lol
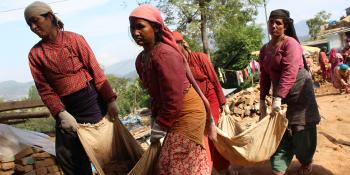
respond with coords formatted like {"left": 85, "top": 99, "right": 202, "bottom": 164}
{"left": 298, "top": 163, "right": 313, "bottom": 175}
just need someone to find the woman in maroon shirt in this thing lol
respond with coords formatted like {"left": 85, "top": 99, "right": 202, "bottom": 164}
{"left": 172, "top": 31, "right": 236, "bottom": 174}
{"left": 129, "top": 4, "right": 217, "bottom": 174}
{"left": 24, "top": 2, "right": 118, "bottom": 174}
{"left": 259, "top": 9, "right": 320, "bottom": 175}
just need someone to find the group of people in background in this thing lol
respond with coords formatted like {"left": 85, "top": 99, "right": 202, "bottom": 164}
{"left": 24, "top": 1, "right": 321, "bottom": 175}
{"left": 318, "top": 46, "right": 350, "bottom": 94}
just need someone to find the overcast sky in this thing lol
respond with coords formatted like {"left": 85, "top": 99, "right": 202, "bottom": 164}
{"left": 0, "top": 0, "right": 349, "bottom": 82}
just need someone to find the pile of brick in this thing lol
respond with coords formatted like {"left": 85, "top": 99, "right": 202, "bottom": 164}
{"left": 225, "top": 85, "right": 272, "bottom": 119}
{"left": 0, "top": 147, "right": 63, "bottom": 175}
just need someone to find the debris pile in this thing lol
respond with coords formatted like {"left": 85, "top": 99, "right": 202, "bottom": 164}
{"left": 226, "top": 86, "right": 272, "bottom": 118}
{"left": 0, "top": 147, "right": 63, "bottom": 175}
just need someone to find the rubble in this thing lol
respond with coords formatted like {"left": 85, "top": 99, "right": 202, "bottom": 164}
{"left": 0, "top": 147, "right": 63, "bottom": 175}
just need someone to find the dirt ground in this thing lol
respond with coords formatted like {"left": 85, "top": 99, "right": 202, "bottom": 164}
{"left": 230, "top": 83, "right": 350, "bottom": 175}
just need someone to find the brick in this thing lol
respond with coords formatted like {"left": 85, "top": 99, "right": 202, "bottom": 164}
{"left": 35, "top": 167, "right": 47, "bottom": 175}
{"left": 1, "top": 162, "right": 15, "bottom": 171}
{"left": 34, "top": 158, "right": 55, "bottom": 169}
{"left": 32, "top": 152, "right": 51, "bottom": 160}
{"left": 15, "top": 164, "right": 33, "bottom": 173}
{"left": 23, "top": 170, "right": 36, "bottom": 175}
{"left": 47, "top": 165, "right": 59, "bottom": 173}
{"left": 47, "top": 172, "right": 62, "bottom": 175}
{"left": 15, "top": 147, "right": 34, "bottom": 160}
{"left": 0, "top": 170, "right": 15, "bottom": 175}
{"left": 0, "top": 156, "right": 15, "bottom": 163}
{"left": 16, "top": 156, "right": 35, "bottom": 165}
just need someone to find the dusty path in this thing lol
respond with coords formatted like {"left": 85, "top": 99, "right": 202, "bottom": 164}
{"left": 230, "top": 84, "right": 350, "bottom": 175}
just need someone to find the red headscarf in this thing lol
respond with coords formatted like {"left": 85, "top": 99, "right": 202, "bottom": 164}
{"left": 172, "top": 31, "right": 184, "bottom": 42}
{"left": 330, "top": 48, "right": 337, "bottom": 59}
{"left": 129, "top": 4, "right": 181, "bottom": 53}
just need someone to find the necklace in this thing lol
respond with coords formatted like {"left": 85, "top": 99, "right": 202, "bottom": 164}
{"left": 266, "top": 35, "right": 286, "bottom": 55}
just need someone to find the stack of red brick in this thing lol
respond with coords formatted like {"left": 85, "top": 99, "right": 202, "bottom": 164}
{"left": 0, "top": 147, "right": 63, "bottom": 175}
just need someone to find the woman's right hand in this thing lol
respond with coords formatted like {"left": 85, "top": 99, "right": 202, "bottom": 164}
{"left": 207, "top": 121, "right": 218, "bottom": 142}
{"left": 259, "top": 99, "right": 267, "bottom": 120}
{"left": 58, "top": 110, "right": 78, "bottom": 133}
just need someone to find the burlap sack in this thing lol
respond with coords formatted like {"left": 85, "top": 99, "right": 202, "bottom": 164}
{"left": 77, "top": 116, "right": 144, "bottom": 175}
{"left": 213, "top": 111, "right": 288, "bottom": 166}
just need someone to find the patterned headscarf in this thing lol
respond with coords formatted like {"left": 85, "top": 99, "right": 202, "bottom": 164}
{"left": 24, "top": 1, "right": 63, "bottom": 27}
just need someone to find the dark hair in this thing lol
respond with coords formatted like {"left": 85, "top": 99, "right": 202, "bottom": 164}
{"left": 41, "top": 12, "right": 64, "bottom": 30}
{"left": 150, "top": 22, "right": 162, "bottom": 42}
{"left": 269, "top": 9, "right": 299, "bottom": 43}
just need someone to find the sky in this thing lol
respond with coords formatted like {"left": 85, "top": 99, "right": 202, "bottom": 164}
{"left": 0, "top": 0, "right": 349, "bottom": 82}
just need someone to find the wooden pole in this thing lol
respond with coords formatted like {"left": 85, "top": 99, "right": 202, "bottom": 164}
{"left": 0, "top": 110, "right": 50, "bottom": 122}
{"left": 0, "top": 100, "right": 45, "bottom": 112}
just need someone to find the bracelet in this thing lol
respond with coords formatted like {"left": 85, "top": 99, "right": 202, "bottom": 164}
{"left": 207, "top": 117, "right": 214, "bottom": 124}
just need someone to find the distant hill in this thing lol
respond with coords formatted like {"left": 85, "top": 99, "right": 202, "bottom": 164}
{"left": 0, "top": 81, "right": 34, "bottom": 101}
{"left": 105, "top": 59, "right": 138, "bottom": 79}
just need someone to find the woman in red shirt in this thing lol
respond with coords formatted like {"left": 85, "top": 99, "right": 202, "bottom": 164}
{"left": 129, "top": 4, "right": 217, "bottom": 174}
{"left": 24, "top": 2, "right": 118, "bottom": 174}
{"left": 259, "top": 9, "right": 320, "bottom": 175}
{"left": 172, "top": 31, "right": 236, "bottom": 174}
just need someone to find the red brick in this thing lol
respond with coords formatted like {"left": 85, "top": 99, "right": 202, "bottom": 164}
{"left": 47, "top": 165, "right": 59, "bottom": 173}
{"left": 0, "top": 170, "right": 15, "bottom": 175}
{"left": 15, "top": 164, "right": 33, "bottom": 173}
{"left": 0, "top": 162, "right": 15, "bottom": 171}
{"left": 32, "top": 152, "right": 51, "bottom": 160}
{"left": 35, "top": 167, "right": 47, "bottom": 175}
{"left": 15, "top": 148, "right": 34, "bottom": 160}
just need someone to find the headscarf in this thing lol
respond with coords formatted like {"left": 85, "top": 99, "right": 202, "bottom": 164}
{"left": 269, "top": 9, "right": 299, "bottom": 43}
{"left": 129, "top": 4, "right": 180, "bottom": 53}
{"left": 330, "top": 48, "right": 337, "bottom": 59}
{"left": 172, "top": 31, "right": 184, "bottom": 42}
{"left": 339, "top": 64, "right": 349, "bottom": 71}
{"left": 24, "top": 1, "right": 63, "bottom": 28}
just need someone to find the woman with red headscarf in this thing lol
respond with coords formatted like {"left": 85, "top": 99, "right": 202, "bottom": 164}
{"left": 329, "top": 48, "right": 343, "bottom": 82}
{"left": 129, "top": 4, "right": 217, "bottom": 174}
{"left": 172, "top": 31, "right": 236, "bottom": 174}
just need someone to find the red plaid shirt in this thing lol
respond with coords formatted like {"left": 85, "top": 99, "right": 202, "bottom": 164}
{"left": 29, "top": 31, "right": 116, "bottom": 117}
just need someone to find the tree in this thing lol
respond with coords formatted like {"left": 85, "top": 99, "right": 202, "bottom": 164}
{"left": 27, "top": 85, "right": 40, "bottom": 100}
{"left": 306, "top": 11, "right": 331, "bottom": 40}
{"left": 106, "top": 74, "right": 150, "bottom": 116}
{"left": 139, "top": 0, "right": 263, "bottom": 55}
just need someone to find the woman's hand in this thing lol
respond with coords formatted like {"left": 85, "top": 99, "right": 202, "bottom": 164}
{"left": 107, "top": 100, "right": 119, "bottom": 121}
{"left": 207, "top": 121, "right": 218, "bottom": 142}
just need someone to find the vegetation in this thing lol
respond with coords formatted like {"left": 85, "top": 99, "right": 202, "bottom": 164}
{"left": 306, "top": 10, "right": 331, "bottom": 40}
{"left": 14, "top": 117, "right": 55, "bottom": 133}
{"left": 137, "top": 0, "right": 263, "bottom": 88}
{"left": 106, "top": 74, "right": 150, "bottom": 116}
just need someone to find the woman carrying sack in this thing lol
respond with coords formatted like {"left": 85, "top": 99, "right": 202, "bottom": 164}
{"left": 259, "top": 9, "right": 320, "bottom": 175}
{"left": 129, "top": 4, "right": 217, "bottom": 175}
{"left": 24, "top": 1, "right": 118, "bottom": 174}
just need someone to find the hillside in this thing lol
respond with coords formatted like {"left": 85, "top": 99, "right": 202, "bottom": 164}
{"left": 0, "top": 81, "right": 33, "bottom": 101}
{"left": 105, "top": 59, "right": 138, "bottom": 79}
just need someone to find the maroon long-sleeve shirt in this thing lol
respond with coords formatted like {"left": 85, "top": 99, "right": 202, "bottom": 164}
{"left": 29, "top": 31, "right": 116, "bottom": 117}
{"left": 259, "top": 36, "right": 304, "bottom": 99}
{"left": 135, "top": 43, "right": 190, "bottom": 128}
{"left": 187, "top": 52, "right": 226, "bottom": 106}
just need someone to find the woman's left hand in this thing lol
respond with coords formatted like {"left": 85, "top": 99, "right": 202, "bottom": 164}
{"left": 208, "top": 122, "right": 218, "bottom": 142}
{"left": 107, "top": 100, "right": 119, "bottom": 120}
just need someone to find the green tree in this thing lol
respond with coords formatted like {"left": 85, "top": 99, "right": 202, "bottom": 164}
{"left": 27, "top": 85, "right": 40, "bottom": 100}
{"left": 106, "top": 74, "right": 150, "bottom": 116}
{"left": 306, "top": 11, "right": 331, "bottom": 40}
{"left": 138, "top": 0, "right": 263, "bottom": 55}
